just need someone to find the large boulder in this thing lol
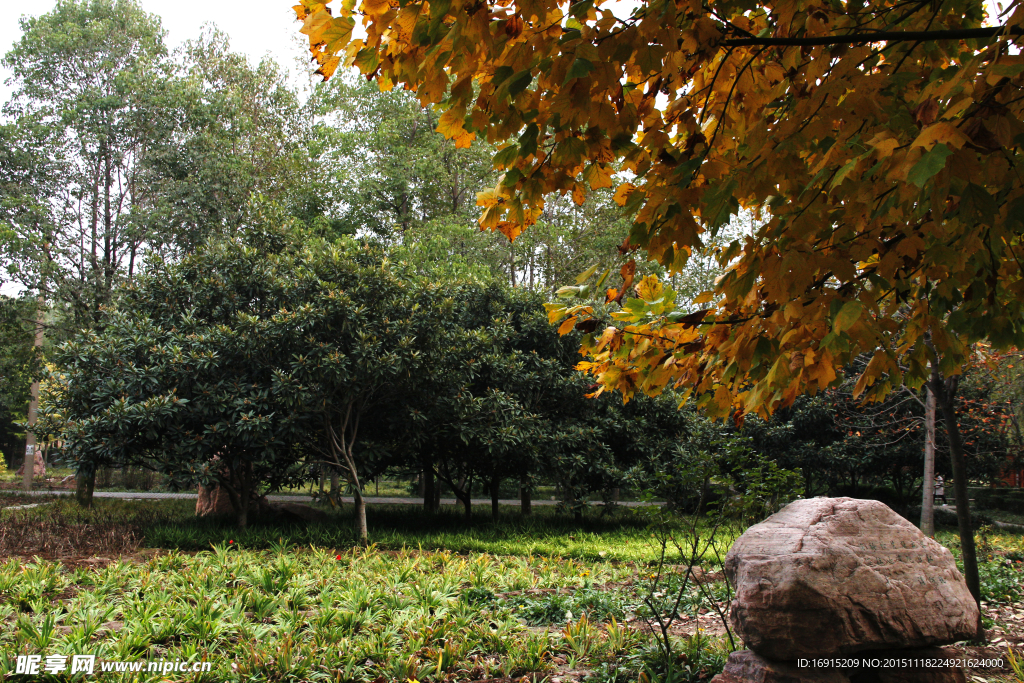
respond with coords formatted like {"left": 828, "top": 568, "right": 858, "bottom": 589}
{"left": 725, "top": 497, "right": 978, "bottom": 660}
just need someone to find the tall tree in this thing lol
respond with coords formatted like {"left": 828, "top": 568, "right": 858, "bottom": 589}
{"left": 2, "top": 0, "right": 169, "bottom": 323}
{"left": 142, "top": 28, "right": 331, "bottom": 253}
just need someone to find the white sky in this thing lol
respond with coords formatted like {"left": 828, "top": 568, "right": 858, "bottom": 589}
{"left": 1, "top": 0, "right": 313, "bottom": 105}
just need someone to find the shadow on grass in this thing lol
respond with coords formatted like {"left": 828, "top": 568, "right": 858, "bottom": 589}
{"left": 1, "top": 496, "right": 742, "bottom": 564}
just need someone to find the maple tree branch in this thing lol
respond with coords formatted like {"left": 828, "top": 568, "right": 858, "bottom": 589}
{"left": 697, "top": 47, "right": 737, "bottom": 127}
{"left": 722, "top": 26, "right": 1023, "bottom": 47}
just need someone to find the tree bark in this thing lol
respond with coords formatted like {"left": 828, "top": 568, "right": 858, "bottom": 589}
{"left": 23, "top": 297, "right": 45, "bottom": 493}
{"left": 75, "top": 471, "right": 95, "bottom": 508}
{"left": 929, "top": 369, "right": 984, "bottom": 640}
{"left": 520, "top": 475, "right": 532, "bottom": 516}
{"left": 354, "top": 487, "right": 368, "bottom": 545}
{"left": 423, "top": 465, "right": 436, "bottom": 513}
{"left": 491, "top": 474, "right": 500, "bottom": 520}
{"left": 330, "top": 471, "right": 341, "bottom": 507}
{"left": 920, "top": 384, "right": 937, "bottom": 537}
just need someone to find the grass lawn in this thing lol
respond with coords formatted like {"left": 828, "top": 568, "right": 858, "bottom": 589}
{"left": 0, "top": 499, "right": 1021, "bottom": 682}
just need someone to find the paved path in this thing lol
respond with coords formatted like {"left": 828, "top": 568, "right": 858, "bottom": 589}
{"left": 17, "top": 489, "right": 656, "bottom": 507}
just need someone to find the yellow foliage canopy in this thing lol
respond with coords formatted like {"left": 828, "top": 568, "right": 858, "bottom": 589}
{"left": 292, "top": 0, "right": 1024, "bottom": 418}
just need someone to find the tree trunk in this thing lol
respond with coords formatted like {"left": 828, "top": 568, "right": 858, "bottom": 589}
{"left": 929, "top": 371, "right": 984, "bottom": 640}
{"left": 424, "top": 466, "right": 436, "bottom": 513}
{"left": 354, "top": 487, "right": 368, "bottom": 545}
{"left": 491, "top": 474, "right": 500, "bottom": 520}
{"left": 520, "top": 475, "right": 532, "bottom": 516}
{"left": 920, "top": 384, "right": 937, "bottom": 537}
{"left": 330, "top": 471, "right": 341, "bottom": 507}
{"left": 23, "top": 297, "right": 45, "bottom": 493}
{"left": 75, "top": 471, "right": 95, "bottom": 508}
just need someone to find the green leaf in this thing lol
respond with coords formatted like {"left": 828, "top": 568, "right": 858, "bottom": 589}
{"left": 833, "top": 300, "right": 863, "bottom": 333}
{"left": 519, "top": 123, "right": 539, "bottom": 156}
{"left": 701, "top": 178, "right": 738, "bottom": 229}
{"left": 830, "top": 156, "right": 861, "bottom": 189}
{"left": 552, "top": 137, "right": 586, "bottom": 167}
{"left": 563, "top": 58, "right": 594, "bottom": 85}
{"left": 959, "top": 183, "right": 997, "bottom": 226}
{"left": 507, "top": 70, "right": 533, "bottom": 98}
{"left": 491, "top": 65, "right": 514, "bottom": 88}
{"left": 907, "top": 143, "right": 953, "bottom": 187}
{"left": 492, "top": 145, "right": 519, "bottom": 168}
{"left": 575, "top": 263, "right": 600, "bottom": 284}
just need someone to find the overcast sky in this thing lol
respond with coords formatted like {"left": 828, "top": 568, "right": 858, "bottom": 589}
{"left": 1, "top": 0, "right": 314, "bottom": 105}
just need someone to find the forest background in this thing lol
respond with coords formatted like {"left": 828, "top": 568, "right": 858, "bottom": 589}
{"left": 0, "top": 0, "right": 1021, "bottom": 538}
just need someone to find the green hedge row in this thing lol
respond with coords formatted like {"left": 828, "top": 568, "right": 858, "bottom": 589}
{"left": 971, "top": 488, "right": 1024, "bottom": 514}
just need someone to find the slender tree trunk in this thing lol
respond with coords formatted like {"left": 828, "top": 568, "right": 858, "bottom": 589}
{"left": 520, "top": 476, "right": 532, "bottom": 515}
{"left": 23, "top": 297, "right": 44, "bottom": 493}
{"left": 463, "top": 493, "right": 472, "bottom": 520}
{"left": 424, "top": 466, "right": 436, "bottom": 513}
{"left": 237, "top": 469, "right": 249, "bottom": 531}
{"left": 921, "top": 384, "right": 937, "bottom": 537}
{"left": 929, "top": 369, "right": 983, "bottom": 640}
{"left": 330, "top": 471, "right": 340, "bottom": 506}
{"left": 75, "top": 470, "right": 95, "bottom": 508}
{"left": 354, "top": 487, "right": 368, "bottom": 545}
{"left": 491, "top": 474, "right": 500, "bottom": 520}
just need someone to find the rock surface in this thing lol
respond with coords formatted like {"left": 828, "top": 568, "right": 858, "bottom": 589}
{"left": 15, "top": 451, "right": 46, "bottom": 477}
{"left": 852, "top": 647, "right": 967, "bottom": 683}
{"left": 725, "top": 497, "right": 978, "bottom": 660}
{"left": 711, "top": 650, "right": 849, "bottom": 683}
{"left": 196, "top": 483, "right": 235, "bottom": 516}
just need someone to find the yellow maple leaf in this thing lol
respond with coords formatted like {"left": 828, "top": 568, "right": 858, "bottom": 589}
{"left": 911, "top": 122, "right": 970, "bottom": 150}
{"left": 436, "top": 109, "right": 476, "bottom": 148}
{"left": 613, "top": 182, "right": 637, "bottom": 206}
{"left": 360, "top": 0, "right": 391, "bottom": 21}
{"left": 496, "top": 221, "right": 525, "bottom": 242}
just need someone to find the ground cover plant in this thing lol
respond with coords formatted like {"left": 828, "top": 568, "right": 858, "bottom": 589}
{"left": 1, "top": 499, "right": 1022, "bottom": 682}
{"left": 0, "top": 539, "right": 735, "bottom": 682}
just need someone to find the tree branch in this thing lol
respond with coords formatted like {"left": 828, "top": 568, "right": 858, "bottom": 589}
{"left": 722, "top": 26, "right": 1022, "bottom": 47}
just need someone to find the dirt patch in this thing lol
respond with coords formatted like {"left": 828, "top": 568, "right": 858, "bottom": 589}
{"left": 0, "top": 477, "right": 76, "bottom": 491}
{"left": 0, "top": 515, "right": 144, "bottom": 559}
{"left": 0, "top": 494, "right": 58, "bottom": 509}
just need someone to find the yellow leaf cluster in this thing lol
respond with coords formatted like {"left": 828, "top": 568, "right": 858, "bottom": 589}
{"left": 292, "top": 0, "right": 1024, "bottom": 419}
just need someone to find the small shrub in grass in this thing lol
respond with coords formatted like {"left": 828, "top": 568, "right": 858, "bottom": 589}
{"left": 503, "top": 585, "right": 631, "bottom": 626}
{"left": 594, "top": 636, "right": 730, "bottom": 683}
{"left": 979, "top": 557, "right": 1024, "bottom": 604}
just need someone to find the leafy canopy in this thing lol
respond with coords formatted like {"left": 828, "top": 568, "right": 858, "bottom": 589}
{"left": 292, "top": 0, "right": 1024, "bottom": 418}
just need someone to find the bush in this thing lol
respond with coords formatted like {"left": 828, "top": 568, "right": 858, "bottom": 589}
{"left": 973, "top": 488, "right": 1024, "bottom": 514}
